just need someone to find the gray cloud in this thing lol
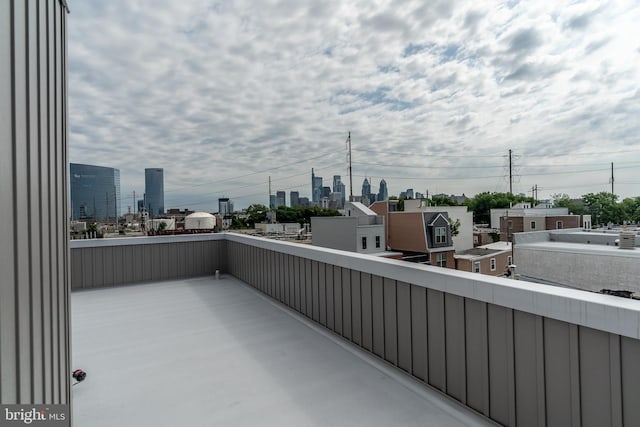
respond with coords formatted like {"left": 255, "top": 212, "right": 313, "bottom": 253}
{"left": 507, "top": 28, "right": 544, "bottom": 55}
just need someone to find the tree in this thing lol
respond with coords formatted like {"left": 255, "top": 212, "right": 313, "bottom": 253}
{"left": 431, "top": 195, "right": 459, "bottom": 206}
{"left": 582, "top": 192, "right": 621, "bottom": 225}
{"left": 245, "top": 204, "right": 268, "bottom": 227}
{"left": 464, "top": 192, "right": 534, "bottom": 224}
{"left": 619, "top": 197, "right": 640, "bottom": 223}
{"left": 158, "top": 221, "right": 167, "bottom": 231}
{"left": 552, "top": 193, "right": 585, "bottom": 215}
{"left": 448, "top": 218, "right": 461, "bottom": 237}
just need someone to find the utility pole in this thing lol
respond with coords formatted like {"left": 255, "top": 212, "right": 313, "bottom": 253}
{"left": 509, "top": 149, "right": 513, "bottom": 195}
{"left": 346, "top": 131, "right": 353, "bottom": 202}
{"left": 268, "top": 176, "right": 272, "bottom": 210}
{"left": 133, "top": 190, "right": 136, "bottom": 214}
{"left": 610, "top": 162, "right": 614, "bottom": 197}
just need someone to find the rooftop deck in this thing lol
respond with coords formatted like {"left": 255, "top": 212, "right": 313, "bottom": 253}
{"left": 72, "top": 275, "right": 494, "bottom": 426}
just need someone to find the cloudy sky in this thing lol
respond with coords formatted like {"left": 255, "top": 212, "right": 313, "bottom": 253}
{"left": 68, "top": 0, "right": 640, "bottom": 212}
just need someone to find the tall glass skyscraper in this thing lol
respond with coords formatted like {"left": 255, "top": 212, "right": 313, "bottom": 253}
{"left": 377, "top": 179, "right": 388, "bottom": 202}
{"left": 311, "top": 168, "right": 322, "bottom": 203}
{"left": 361, "top": 178, "right": 371, "bottom": 199}
{"left": 70, "top": 163, "right": 121, "bottom": 220}
{"left": 145, "top": 168, "right": 165, "bottom": 217}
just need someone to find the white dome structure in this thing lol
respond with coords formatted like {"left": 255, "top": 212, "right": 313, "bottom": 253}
{"left": 185, "top": 212, "right": 215, "bottom": 230}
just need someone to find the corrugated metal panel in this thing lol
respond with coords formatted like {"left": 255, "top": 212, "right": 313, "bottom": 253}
{"left": 445, "top": 294, "right": 466, "bottom": 403}
{"left": 350, "top": 270, "right": 361, "bottom": 346}
{"left": 0, "top": 0, "right": 70, "bottom": 404}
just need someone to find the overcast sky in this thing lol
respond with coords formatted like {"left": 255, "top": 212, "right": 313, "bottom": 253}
{"left": 68, "top": 0, "right": 640, "bottom": 212}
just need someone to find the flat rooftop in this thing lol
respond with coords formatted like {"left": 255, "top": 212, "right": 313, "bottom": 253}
{"left": 72, "top": 276, "right": 494, "bottom": 426}
{"left": 516, "top": 240, "right": 640, "bottom": 258}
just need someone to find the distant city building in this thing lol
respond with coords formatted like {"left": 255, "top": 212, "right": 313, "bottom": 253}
{"left": 415, "top": 192, "right": 424, "bottom": 199}
{"left": 145, "top": 168, "right": 164, "bottom": 217}
{"left": 311, "top": 168, "right": 322, "bottom": 203}
{"left": 276, "top": 191, "right": 286, "bottom": 207}
{"left": 137, "top": 199, "right": 144, "bottom": 213}
{"left": 361, "top": 178, "right": 371, "bottom": 205}
{"left": 269, "top": 194, "right": 277, "bottom": 209}
{"left": 377, "top": 179, "right": 388, "bottom": 202}
{"left": 333, "top": 175, "right": 346, "bottom": 208}
{"left": 70, "top": 163, "right": 121, "bottom": 221}
{"left": 299, "top": 197, "right": 310, "bottom": 206}
{"left": 218, "top": 198, "right": 233, "bottom": 216}
{"left": 290, "top": 191, "right": 300, "bottom": 207}
{"left": 322, "top": 186, "right": 331, "bottom": 199}
{"left": 406, "top": 188, "right": 414, "bottom": 199}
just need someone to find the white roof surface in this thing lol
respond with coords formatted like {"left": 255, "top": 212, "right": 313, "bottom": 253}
{"left": 72, "top": 276, "right": 494, "bottom": 427}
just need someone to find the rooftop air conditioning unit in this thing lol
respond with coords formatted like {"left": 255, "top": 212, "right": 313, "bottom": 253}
{"left": 619, "top": 231, "right": 635, "bottom": 249}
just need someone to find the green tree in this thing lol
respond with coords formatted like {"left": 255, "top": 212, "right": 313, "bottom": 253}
{"left": 158, "top": 221, "right": 167, "bottom": 231}
{"left": 245, "top": 204, "right": 268, "bottom": 227}
{"left": 448, "top": 218, "right": 461, "bottom": 237}
{"left": 619, "top": 197, "right": 640, "bottom": 223}
{"left": 431, "top": 195, "right": 459, "bottom": 206}
{"left": 552, "top": 193, "right": 585, "bottom": 215}
{"left": 464, "top": 192, "right": 534, "bottom": 224}
{"left": 582, "top": 192, "right": 621, "bottom": 225}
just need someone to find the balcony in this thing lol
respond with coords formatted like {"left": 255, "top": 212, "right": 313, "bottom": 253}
{"left": 70, "top": 233, "right": 640, "bottom": 427}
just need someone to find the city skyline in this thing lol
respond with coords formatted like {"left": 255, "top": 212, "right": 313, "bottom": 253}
{"left": 69, "top": 1, "right": 640, "bottom": 211}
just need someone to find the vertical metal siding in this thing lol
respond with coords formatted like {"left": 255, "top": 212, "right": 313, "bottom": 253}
{"left": 350, "top": 271, "right": 361, "bottom": 346}
{"left": 0, "top": 0, "right": 69, "bottom": 405}
{"left": 445, "top": 294, "right": 466, "bottom": 403}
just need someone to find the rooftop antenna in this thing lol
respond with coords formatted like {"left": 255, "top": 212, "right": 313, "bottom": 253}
{"left": 346, "top": 131, "right": 353, "bottom": 201}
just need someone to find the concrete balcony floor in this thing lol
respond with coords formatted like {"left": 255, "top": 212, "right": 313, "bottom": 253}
{"left": 72, "top": 276, "right": 495, "bottom": 426}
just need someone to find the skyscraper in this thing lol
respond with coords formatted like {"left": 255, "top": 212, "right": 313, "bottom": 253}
{"left": 312, "top": 168, "right": 323, "bottom": 203}
{"left": 145, "top": 168, "right": 164, "bottom": 217}
{"left": 276, "top": 191, "right": 286, "bottom": 207}
{"left": 361, "top": 178, "right": 371, "bottom": 198}
{"left": 377, "top": 179, "right": 388, "bottom": 202}
{"left": 361, "top": 178, "right": 372, "bottom": 205}
{"left": 333, "top": 175, "right": 346, "bottom": 208}
{"left": 70, "top": 163, "right": 121, "bottom": 220}
{"left": 218, "top": 197, "right": 233, "bottom": 216}
{"left": 290, "top": 191, "right": 300, "bottom": 207}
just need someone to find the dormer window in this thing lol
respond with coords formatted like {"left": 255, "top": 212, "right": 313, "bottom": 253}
{"left": 435, "top": 227, "right": 447, "bottom": 244}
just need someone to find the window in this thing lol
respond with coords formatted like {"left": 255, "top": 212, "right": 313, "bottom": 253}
{"left": 435, "top": 227, "right": 447, "bottom": 244}
{"left": 436, "top": 253, "right": 447, "bottom": 268}
{"left": 474, "top": 262, "right": 481, "bottom": 273}
{"left": 361, "top": 236, "right": 367, "bottom": 250}
{"left": 375, "top": 236, "right": 381, "bottom": 248}
{"left": 530, "top": 221, "right": 536, "bottom": 230}
{"left": 556, "top": 221, "right": 563, "bottom": 229}
{"left": 490, "top": 258, "right": 496, "bottom": 271}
